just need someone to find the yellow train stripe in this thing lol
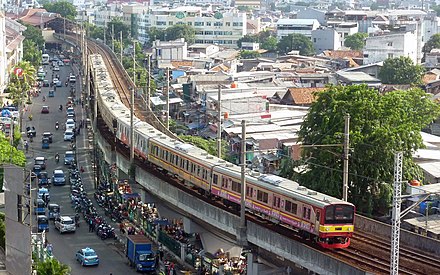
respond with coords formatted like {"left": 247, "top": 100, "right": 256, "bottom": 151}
{"left": 319, "top": 225, "right": 354, "bottom": 233}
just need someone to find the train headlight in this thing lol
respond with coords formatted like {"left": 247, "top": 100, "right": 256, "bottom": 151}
{"left": 348, "top": 227, "right": 351, "bottom": 231}
{"left": 325, "top": 227, "right": 330, "bottom": 231}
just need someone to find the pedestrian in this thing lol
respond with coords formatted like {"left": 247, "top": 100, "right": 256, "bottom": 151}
{"left": 89, "top": 219, "right": 93, "bottom": 232}
{"left": 159, "top": 245, "right": 164, "bottom": 261}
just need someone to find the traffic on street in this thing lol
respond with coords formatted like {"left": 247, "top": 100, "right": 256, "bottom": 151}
{"left": 25, "top": 51, "right": 139, "bottom": 275}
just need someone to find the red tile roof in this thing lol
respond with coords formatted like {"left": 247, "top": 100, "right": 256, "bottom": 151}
{"left": 322, "top": 50, "right": 363, "bottom": 59}
{"left": 285, "top": 87, "right": 326, "bottom": 105}
{"left": 15, "top": 9, "right": 60, "bottom": 26}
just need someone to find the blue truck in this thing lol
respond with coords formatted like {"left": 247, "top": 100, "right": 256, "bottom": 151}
{"left": 126, "top": 235, "right": 156, "bottom": 273}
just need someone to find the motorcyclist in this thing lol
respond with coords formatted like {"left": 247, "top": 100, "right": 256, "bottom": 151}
{"left": 24, "top": 141, "right": 29, "bottom": 152}
{"left": 28, "top": 114, "right": 33, "bottom": 121}
{"left": 59, "top": 105, "right": 63, "bottom": 111}
{"left": 75, "top": 213, "right": 80, "bottom": 227}
{"left": 55, "top": 121, "right": 59, "bottom": 130}
{"left": 42, "top": 96, "right": 46, "bottom": 102}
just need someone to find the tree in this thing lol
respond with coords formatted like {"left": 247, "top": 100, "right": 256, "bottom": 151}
{"left": 378, "top": 56, "right": 424, "bottom": 84}
{"left": 22, "top": 23, "right": 44, "bottom": 50}
{"left": 423, "top": 33, "right": 440, "bottom": 54}
{"left": 260, "top": 36, "right": 277, "bottom": 51}
{"left": 165, "top": 25, "right": 195, "bottom": 44}
{"left": 344, "top": 33, "right": 368, "bottom": 50}
{"left": 179, "top": 135, "right": 228, "bottom": 158}
{"left": 107, "top": 19, "right": 131, "bottom": 40}
{"left": 432, "top": 5, "right": 440, "bottom": 16}
{"left": 237, "top": 34, "right": 258, "bottom": 48}
{"left": 7, "top": 62, "right": 36, "bottom": 106}
{"left": 23, "top": 40, "right": 42, "bottom": 67}
{"left": 36, "top": 258, "right": 70, "bottom": 275}
{"left": 239, "top": 50, "right": 261, "bottom": 59}
{"left": 283, "top": 85, "right": 440, "bottom": 215}
{"left": 277, "top": 34, "right": 315, "bottom": 56}
{"left": 43, "top": 1, "right": 77, "bottom": 20}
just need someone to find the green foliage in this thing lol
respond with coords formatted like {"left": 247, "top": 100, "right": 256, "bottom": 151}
{"left": 22, "top": 23, "right": 44, "bottom": 50}
{"left": 179, "top": 135, "right": 228, "bottom": 158}
{"left": 237, "top": 6, "right": 252, "bottom": 12}
{"left": 261, "top": 36, "right": 278, "bottom": 51}
{"left": 7, "top": 62, "right": 36, "bottom": 106}
{"left": 294, "top": 1, "right": 310, "bottom": 6}
{"left": 86, "top": 23, "right": 104, "bottom": 40}
{"left": 107, "top": 18, "right": 131, "bottom": 40}
{"left": 36, "top": 257, "right": 70, "bottom": 275}
{"left": 432, "top": 5, "right": 440, "bottom": 16}
{"left": 43, "top": 1, "right": 77, "bottom": 20}
{"left": 147, "top": 25, "right": 195, "bottom": 45}
{"left": 290, "top": 85, "right": 440, "bottom": 215}
{"left": 236, "top": 30, "right": 277, "bottom": 51}
{"left": 423, "top": 33, "right": 440, "bottom": 54}
{"left": 344, "top": 32, "right": 368, "bottom": 50}
{"left": 378, "top": 56, "right": 424, "bottom": 84}
{"left": 23, "top": 40, "right": 42, "bottom": 67}
{"left": 0, "top": 133, "right": 26, "bottom": 166}
{"left": 239, "top": 50, "right": 261, "bottom": 59}
{"left": 277, "top": 34, "right": 315, "bottom": 56}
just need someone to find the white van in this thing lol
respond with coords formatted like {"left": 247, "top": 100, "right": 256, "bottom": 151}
{"left": 69, "top": 75, "right": 76, "bottom": 83}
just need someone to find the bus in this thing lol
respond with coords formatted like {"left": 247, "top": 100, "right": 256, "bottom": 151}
{"left": 42, "top": 54, "right": 50, "bottom": 65}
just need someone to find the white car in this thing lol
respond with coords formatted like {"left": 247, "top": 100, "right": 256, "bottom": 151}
{"left": 53, "top": 66, "right": 60, "bottom": 71}
{"left": 64, "top": 129, "right": 75, "bottom": 141}
{"left": 65, "top": 119, "right": 75, "bottom": 130}
{"left": 53, "top": 78, "right": 59, "bottom": 84}
{"left": 55, "top": 216, "right": 76, "bottom": 233}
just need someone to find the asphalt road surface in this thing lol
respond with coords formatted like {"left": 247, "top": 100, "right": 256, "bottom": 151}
{"left": 25, "top": 57, "right": 139, "bottom": 275}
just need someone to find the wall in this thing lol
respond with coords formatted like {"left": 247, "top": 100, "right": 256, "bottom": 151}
{"left": 312, "top": 28, "right": 340, "bottom": 54}
{"left": 364, "top": 32, "right": 417, "bottom": 64}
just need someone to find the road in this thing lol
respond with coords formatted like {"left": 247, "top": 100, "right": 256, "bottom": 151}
{"left": 25, "top": 57, "right": 138, "bottom": 275}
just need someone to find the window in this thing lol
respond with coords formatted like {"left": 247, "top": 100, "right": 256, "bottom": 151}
{"left": 303, "top": 207, "right": 311, "bottom": 220}
{"left": 325, "top": 205, "right": 354, "bottom": 224}
{"left": 214, "top": 22, "right": 223, "bottom": 26}
{"left": 313, "top": 38, "right": 316, "bottom": 42}
{"left": 157, "top": 21, "right": 166, "bottom": 26}
{"left": 285, "top": 201, "right": 297, "bottom": 214}
{"left": 388, "top": 53, "right": 394, "bottom": 59}
{"left": 232, "top": 181, "right": 241, "bottom": 192}
{"left": 226, "top": 22, "right": 230, "bottom": 26}
{"left": 213, "top": 174, "right": 218, "bottom": 185}
{"left": 246, "top": 186, "right": 253, "bottom": 197}
{"left": 168, "top": 21, "right": 173, "bottom": 25}
{"left": 273, "top": 196, "right": 281, "bottom": 208}
{"left": 222, "top": 177, "right": 227, "bottom": 188}
{"left": 195, "top": 22, "right": 204, "bottom": 26}
{"left": 316, "top": 210, "right": 321, "bottom": 221}
{"left": 206, "top": 22, "right": 211, "bottom": 26}
{"left": 257, "top": 190, "right": 268, "bottom": 204}
{"left": 205, "top": 31, "right": 213, "bottom": 35}
{"left": 195, "top": 31, "right": 204, "bottom": 35}
{"left": 387, "top": 42, "right": 393, "bottom": 46}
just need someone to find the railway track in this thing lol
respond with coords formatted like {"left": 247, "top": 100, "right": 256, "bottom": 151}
{"left": 71, "top": 36, "right": 440, "bottom": 275}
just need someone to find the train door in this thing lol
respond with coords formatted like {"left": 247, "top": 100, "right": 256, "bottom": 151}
{"left": 314, "top": 209, "right": 321, "bottom": 234}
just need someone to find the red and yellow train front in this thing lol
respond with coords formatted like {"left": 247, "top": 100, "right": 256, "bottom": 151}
{"left": 318, "top": 204, "right": 355, "bottom": 249}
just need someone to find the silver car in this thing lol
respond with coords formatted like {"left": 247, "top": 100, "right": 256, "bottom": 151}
{"left": 55, "top": 216, "right": 76, "bottom": 233}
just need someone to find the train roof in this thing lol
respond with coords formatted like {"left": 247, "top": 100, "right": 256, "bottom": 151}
{"left": 91, "top": 53, "right": 353, "bottom": 210}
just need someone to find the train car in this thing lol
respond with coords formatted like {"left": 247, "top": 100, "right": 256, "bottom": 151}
{"left": 92, "top": 54, "right": 355, "bottom": 249}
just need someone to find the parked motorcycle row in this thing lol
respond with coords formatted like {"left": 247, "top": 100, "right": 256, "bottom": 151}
{"left": 69, "top": 164, "right": 117, "bottom": 241}
{"left": 94, "top": 183, "right": 124, "bottom": 224}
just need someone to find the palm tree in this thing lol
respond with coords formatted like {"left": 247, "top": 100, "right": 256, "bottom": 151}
{"left": 36, "top": 258, "right": 70, "bottom": 275}
{"left": 7, "top": 61, "right": 37, "bottom": 105}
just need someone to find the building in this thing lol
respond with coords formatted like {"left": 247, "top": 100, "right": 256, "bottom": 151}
{"left": 93, "top": 4, "right": 123, "bottom": 28}
{"left": 122, "top": 3, "right": 149, "bottom": 39}
{"left": 140, "top": 7, "right": 247, "bottom": 47}
{"left": 234, "top": 0, "right": 260, "bottom": 10}
{"left": 152, "top": 38, "right": 188, "bottom": 68}
{"left": 425, "top": 49, "right": 440, "bottom": 69}
{"left": 363, "top": 31, "right": 417, "bottom": 65}
{"left": 311, "top": 28, "right": 341, "bottom": 54}
{"left": 296, "top": 8, "right": 327, "bottom": 25}
{"left": 241, "top": 42, "right": 259, "bottom": 51}
{"left": 336, "top": 71, "right": 381, "bottom": 87}
{"left": 276, "top": 19, "right": 320, "bottom": 39}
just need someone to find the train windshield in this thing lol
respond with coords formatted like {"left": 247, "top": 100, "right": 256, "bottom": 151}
{"left": 325, "top": 204, "right": 354, "bottom": 224}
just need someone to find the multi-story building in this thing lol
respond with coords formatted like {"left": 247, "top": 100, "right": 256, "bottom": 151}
{"left": 276, "top": 19, "right": 320, "bottom": 39}
{"left": 140, "top": 6, "right": 247, "bottom": 47}
{"left": 151, "top": 38, "right": 187, "bottom": 68}
{"left": 234, "top": 0, "right": 260, "bottom": 10}
{"left": 312, "top": 28, "right": 341, "bottom": 54}
{"left": 93, "top": 4, "right": 122, "bottom": 28}
{"left": 122, "top": 3, "right": 149, "bottom": 38}
{"left": 363, "top": 30, "right": 417, "bottom": 64}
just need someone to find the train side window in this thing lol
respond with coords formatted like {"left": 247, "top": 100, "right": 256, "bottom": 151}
{"left": 213, "top": 174, "right": 218, "bottom": 185}
{"left": 246, "top": 186, "right": 253, "bottom": 197}
{"left": 231, "top": 181, "right": 241, "bottom": 192}
{"left": 222, "top": 178, "right": 227, "bottom": 188}
{"left": 303, "top": 207, "right": 311, "bottom": 220}
{"left": 257, "top": 190, "right": 268, "bottom": 203}
{"left": 285, "top": 201, "right": 297, "bottom": 214}
{"left": 185, "top": 160, "right": 189, "bottom": 171}
{"left": 316, "top": 210, "right": 320, "bottom": 221}
{"left": 273, "top": 196, "right": 280, "bottom": 208}
{"left": 197, "top": 166, "right": 201, "bottom": 177}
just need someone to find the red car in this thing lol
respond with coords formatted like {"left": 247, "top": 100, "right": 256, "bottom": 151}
{"left": 41, "top": 106, "right": 49, "bottom": 114}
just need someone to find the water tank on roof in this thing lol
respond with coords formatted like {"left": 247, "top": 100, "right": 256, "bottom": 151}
{"left": 231, "top": 82, "right": 237, "bottom": 88}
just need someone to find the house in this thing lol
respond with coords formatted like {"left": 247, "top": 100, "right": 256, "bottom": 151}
{"left": 343, "top": 61, "right": 383, "bottom": 78}
{"left": 363, "top": 30, "right": 418, "bottom": 65}
{"left": 336, "top": 71, "right": 381, "bottom": 87}
{"left": 151, "top": 38, "right": 188, "bottom": 68}
{"left": 276, "top": 19, "right": 320, "bottom": 39}
{"left": 424, "top": 49, "right": 440, "bottom": 69}
{"left": 311, "top": 28, "right": 341, "bottom": 54}
{"left": 280, "top": 87, "right": 325, "bottom": 106}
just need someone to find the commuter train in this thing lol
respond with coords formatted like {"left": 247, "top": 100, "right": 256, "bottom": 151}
{"left": 91, "top": 54, "right": 355, "bottom": 249}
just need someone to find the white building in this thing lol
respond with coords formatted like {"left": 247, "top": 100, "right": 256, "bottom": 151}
{"left": 276, "top": 19, "right": 320, "bottom": 39}
{"left": 363, "top": 31, "right": 417, "bottom": 65}
{"left": 0, "top": 14, "right": 6, "bottom": 95}
{"left": 93, "top": 4, "right": 122, "bottom": 28}
{"left": 152, "top": 38, "right": 188, "bottom": 68}
{"left": 312, "top": 28, "right": 341, "bottom": 54}
{"left": 141, "top": 6, "right": 246, "bottom": 47}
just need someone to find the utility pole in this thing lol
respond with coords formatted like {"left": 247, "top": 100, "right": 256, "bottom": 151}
{"left": 390, "top": 152, "right": 403, "bottom": 275}
{"left": 120, "top": 31, "right": 123, "bottom": 62}
{"left": 131, "top": 41, "right": 136, "bottom": 165}
{"left": 239, "top": 120, "right": 248, "bottom": 246}
{"left": 112, "top": 24, "right": 115, "bottom": 52}
{"left": 342, "top": 114, "right": 350, "bottom": 202}
{"left": 147, "top": 54, "right": 151, "bottom": 110}
{"left": 217, "top": 85, "right": 222, "bottom": 158}
{"left": 165, "top": 67, "right": 170, "bottom": 130}
{"left": 103, "top": 25, "right": 106, "bottom": 45}
{"left": 63, "top": 18, "right": 66, "bottom": 40}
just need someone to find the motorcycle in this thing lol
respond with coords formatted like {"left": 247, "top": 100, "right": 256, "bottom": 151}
{"left": 55, "top": 154, "right": 59, "bottom": 163}
{"left": 55, "top": 124, "right": 59, "bottom": 130}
